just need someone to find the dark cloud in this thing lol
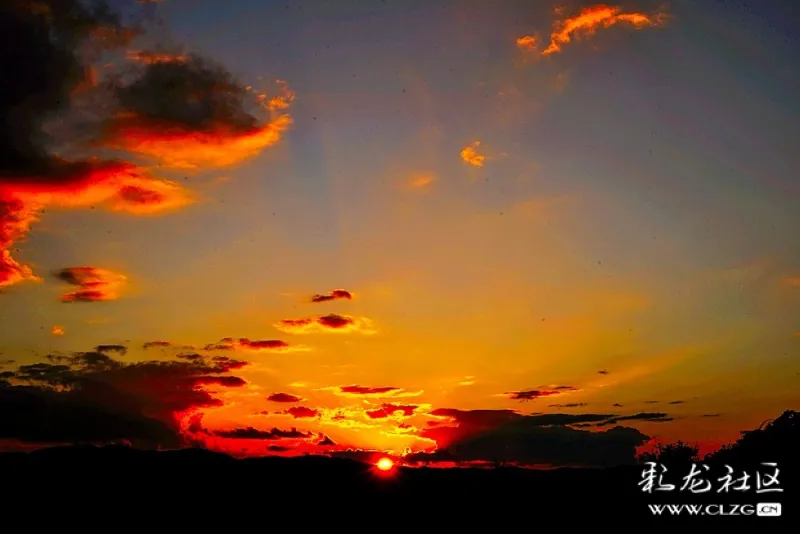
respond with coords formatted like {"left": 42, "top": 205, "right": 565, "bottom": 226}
{"left": 95, "top": 345, "right": 127, "bottom": 355}
{"left": 267, "top": 393, "right": 303, "bottom": 403}
{"left": 0, "top": 0, "right": 290, "bottom": 290}
{"left": 143, "top": 341, "right": 171, "bottom": 349}
{"left": 214, "top": 427, "right": 312, "bottom": 440}
{"left": 317, "top": 435, "right": 335, "bottom": 446}
{"left": 310, "top": 289, "right": 353, "bottom": 303}
{"left": 549, "top": 403, "right": 587, "bottom": 408}
{"left": 597, "top": 369, "right": 609, "bottom": 375}
{"left": 413, "top": 408, "right": 659, "bottom": 467}
{"left": 0, "top": 349, "right": 248, "bottom": 448}
{"left": 644, "top": 400, "right": 660, "bottom": 404}
{"left": 0, "top": 0, "right": 134, "bottom": 178}
{"left": 55, "top": 267, "right": 126, "bottom": 302}
{"left": 668, "top": 400, "right": 685, "bottom": 405}
{"left": 505, "top": 387, "right": 575, "bottom": 401}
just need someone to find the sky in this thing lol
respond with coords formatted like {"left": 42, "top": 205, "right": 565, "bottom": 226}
{"left": 1, "top": 0, "right": 799, "bottom": 467}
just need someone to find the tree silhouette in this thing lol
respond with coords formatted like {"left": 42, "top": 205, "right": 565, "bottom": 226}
{"left": 638, "top": 440, "right": 699, "bottom": 466}
{"left": 705, "top": 409, "right": 798, "bottom": 468}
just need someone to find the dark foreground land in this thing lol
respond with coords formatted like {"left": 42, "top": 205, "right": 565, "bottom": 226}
{"left": 1, "top": 446, "right": 795, "bottom": 527}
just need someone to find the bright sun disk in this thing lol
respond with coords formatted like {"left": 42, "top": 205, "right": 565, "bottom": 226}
{"left": 376, "top": 457, "right": 394, "bottom": 471}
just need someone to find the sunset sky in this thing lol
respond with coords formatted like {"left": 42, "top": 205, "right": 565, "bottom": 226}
{"left": 1, "top": 0, "right": 799, "bottom": 466}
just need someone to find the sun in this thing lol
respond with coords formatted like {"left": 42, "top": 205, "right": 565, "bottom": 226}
{"left": 376, "top": 457, "right": 394, "bottom": 472}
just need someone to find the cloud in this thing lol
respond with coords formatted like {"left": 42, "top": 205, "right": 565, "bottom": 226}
{"left": 0, "top": 349, "right": 248, "bottom": 448}
{"left": 213, "top": 427, "right": 313, "bottom": 440}
{"left": 0, "top": 0, "right": 290, "bottom": 291}
{"left": 516, "top": 35, "right": 538, "bottom": 51}
{"left": 51, "top": 326, "right": 65, "bottom": 336}
{"left": 460, "top": 141, "right": 485, "bottom": 167}
{"left": 406, "top": 172, "right": 436, "bottom": 189}
{"left": 782, "top": 276, "right": 800, "bottom": 287}
{"left": 55, "top": 267, "right": 127, "bottom": 303}
{"left": 143, "top": 341, "right": 172, "bottom": 349}
{"left": 549, "top": 402, "right": 588, "bottom": 408}
{"left": 365, "top": 403, "right": 419, "bottom": 419}
{"left": 95, "top": 345, "right": 127, "bottom": 356}
{"left": 126, "top": 49, "right": 188, "bottom": 65}
{"left": 310, "top": 289, "right": 353, "bottom": 303}
{"left": 276, "top": 406, "right": 320, "bottom": 419}
{"left": 504, "top": 386, "right": 577, "bottom": 401}
{"left": 274, "top": 314, "right": 376, "bottom": 335}
{"left": 102, "top": 54, "right": 293, "bottom": 170}
{"left": 411, "top": 408, "right": 667, "bottom": 467}
{"left": 267, "top": 393, "right": 303, "bottom": 403}
{"left": 203, "top": 337, "right": 310, "bottom": 353}
{"left": 324, "top": 385, "right": 423, "bottom": 399}
{"left": 541, "top": 4, "right": 667, "bottom": 56}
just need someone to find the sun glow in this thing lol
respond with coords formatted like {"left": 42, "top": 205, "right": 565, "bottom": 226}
{"left": 376, "top": 457, "right": 394, "bottom": 472}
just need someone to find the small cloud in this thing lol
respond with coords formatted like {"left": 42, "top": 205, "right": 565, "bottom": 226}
{"left": 275, "top": 406, "right": 319, "bottom": 419}
{"left": 266, "top": 393, "right": 303, "bottom": 403}
{"left": 274, "top": 314, "right": 375, "bottom": 335}
{"left": 143, "top": 340, "right": 172, "bottom": 349}
{"left": 460, "top": 141, "right": 485, "bottom": 167}
{"left": 597, "top": 369, "right": 609, "bottom": 375}
{"left": 549, "top": 402, "right": 588, "bottom": 408}
{"left": 203, "top": 338, "right": 310, "bottom": 353}
{"left": 407, "top": 172, "right": 436, "bottom": 189}
{"left": 505, "top": 386, "right": 577, "bottom": 402}
{"left": 55, "top": 267, "right": 127, "bottom": 303}
{"left": 458, "top": 376, "right": 476, "bottom": 386}
{"left": 51, "top": 326, "right": 65, "bottom": 336}
{"left": 95, "top": 345, "right": 127, "bottom": 356}
{"left": 310, "top": 289, "right": 353, "bottom": 303}
{"left": 324, "top": 385, "right": 423, "bottom": 399}
{"left": 516, "top": 35, "right": 538, "bottom": 51}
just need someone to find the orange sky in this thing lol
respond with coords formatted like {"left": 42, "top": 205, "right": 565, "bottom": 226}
{"left": 1, "top": 0, "right": 799, "bottom": 466}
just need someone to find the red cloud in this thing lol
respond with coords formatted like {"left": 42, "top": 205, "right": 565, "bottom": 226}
{"left": 281, "top": 406, "right": 319, "bottom": 419}
{"left": 203, "top": 338, "right": 310, "bottom": 353}
{"left": 365, "top": 404, "right": 419, "bottom": 419}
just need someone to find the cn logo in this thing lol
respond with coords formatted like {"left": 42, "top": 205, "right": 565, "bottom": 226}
{"left": 757, "top": 503, "right": 782, "bottom": 517}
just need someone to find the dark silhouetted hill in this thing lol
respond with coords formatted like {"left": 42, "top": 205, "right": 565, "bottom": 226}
{"left": 2, "top": 441, "right": 795, "bottom": 526}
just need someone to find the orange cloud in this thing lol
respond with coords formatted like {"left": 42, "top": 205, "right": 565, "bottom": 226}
{"left": 103, "top": 113, "right": 292, "bottom": 171}
{"left": 0, "top": 162, "right": 192, "bottom": 289}
{"left": 542, "top": 4, "right": 666, "bottom": 56}
{"left": 782, "top": 276, "right": 800, "bottom": 287}
{"left": 460, "top": 142, "right": 485, "bottom": 167}
{"left": 126, "top": 50, "right": 187, "bottom": 64}
{"left": 516, "top": 35, "right": 538, "bottom": 51}
{"left": 274, "top": 314, "right": 376, "bottom": 335}
{"left": 407, "top": 172, "right": 436, "bottom": 189}
{"left": 55, "top": 266, "right": 127, "bottom": 303}
{"left": 51, "top": 326, "right": 65, "bottom": 336}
